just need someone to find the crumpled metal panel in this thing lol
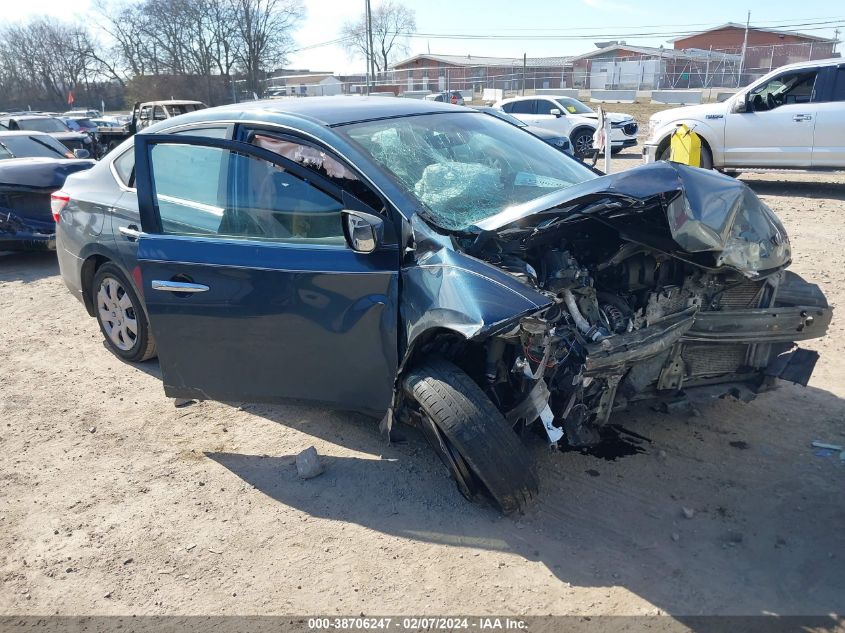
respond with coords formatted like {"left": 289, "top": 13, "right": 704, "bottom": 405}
{"left": 401, "top": 215, "right": 552, "bottom": 351}
{"left": 473, "top": 161, "right": 791, "bottom": 277}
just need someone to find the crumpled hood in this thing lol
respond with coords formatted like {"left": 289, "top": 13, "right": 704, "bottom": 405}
{"left": 469, "top": 161, "right": 791, "bottom": 277}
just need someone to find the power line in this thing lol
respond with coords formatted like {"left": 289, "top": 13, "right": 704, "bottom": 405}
{"left": 406, "top": 20, "right": 845, "bottom": 41}
{"left": 289, "top": 17, "right": 843, "bottom": 58}
{"left": 415, "top": 15, "right": 845, "bottom": 33}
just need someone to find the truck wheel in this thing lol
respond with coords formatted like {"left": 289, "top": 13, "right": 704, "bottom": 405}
{"left": 403, "top": 358, "right": 539, "bottom": 514}
{"left": 659, "top": 144, "right": 713, "bottom": 169}
{"left": 92, "top": 263, "right": 157, "bottom": 362}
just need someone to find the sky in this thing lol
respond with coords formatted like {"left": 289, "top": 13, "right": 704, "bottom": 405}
{"left": 7, "top": 0, "right": 844, "bottom": 74}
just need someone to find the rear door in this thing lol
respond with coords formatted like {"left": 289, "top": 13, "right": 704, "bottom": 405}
{"left": 133, "top": 133, "right": 400, "bottom": 412}
{"left": 811, "top": 64, "right": 845, "bottom": 168}
{"left": 109, "top": 126, "right": 231, "bottom": 285}
{"left": 723, "top": 67, "right": 819, "bottom": 167}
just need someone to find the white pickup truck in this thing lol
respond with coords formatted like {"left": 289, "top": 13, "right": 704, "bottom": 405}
{"left": 643, "top": 58, "right": 845, "bottom": 171}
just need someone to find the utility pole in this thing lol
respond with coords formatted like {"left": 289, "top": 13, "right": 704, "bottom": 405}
{"left": 522, "top": 53, "right": 527, "bottom": 96}
{"left": 366, "top": 0, "right": 376, "bottom": 91}
{"left": 363, "top": 0, "right": 370, "bottom": 94}
{"left": 737, "top": 10, "right": 750, "bottom": 88}
{"left": 833, "top": 28, "right": 840, "bottom": 55}
{"left": 363, "top": 0, "right": 370, "bottom": 95}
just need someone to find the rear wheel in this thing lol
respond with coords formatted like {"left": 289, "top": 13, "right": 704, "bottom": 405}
{"left": 403, "top": 358, "right": 539, "bottom": 514}
{"left": 92, "top": 263, "right": 156, "bottom": 362}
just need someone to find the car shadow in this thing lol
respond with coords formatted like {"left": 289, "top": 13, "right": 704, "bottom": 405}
{"left": 0, "top": 250, "right": 58, "bottom": 283}
{"left": 101, "top": 344, "right": 164, "bottom": 379}
{"left": 207, "top": 382, "right": 845, "bottom": 618}
{"left": 742, "top": 178, "right": 845, "bottom": 202}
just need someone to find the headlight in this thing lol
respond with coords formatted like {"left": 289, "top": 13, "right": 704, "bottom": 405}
{"left": 667, "top": 182, "right": 791, "bottom": 276}
{"left": 717, "top": 201, "right": 791, "bottom": 275}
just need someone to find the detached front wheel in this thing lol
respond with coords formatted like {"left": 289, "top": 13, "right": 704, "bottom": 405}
{"left": 403, "top": 358, "right": 539, "bottom": 514}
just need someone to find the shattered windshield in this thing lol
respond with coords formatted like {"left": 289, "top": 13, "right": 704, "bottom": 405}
{"left": 341, "top": 112, "right": 595, "bottom": 230}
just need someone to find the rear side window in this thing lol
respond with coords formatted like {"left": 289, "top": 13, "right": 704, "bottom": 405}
{"left": 535, "top": 100, "right": 555, "bottom": 115}
{"left": 149, "top": 143, "right": 345, "bottom": 244}
{"left": 507, "top": 100, "right": 535, "bottom": 114}
{"left": 113, "top": 150, "right": 135, "bottom": 186}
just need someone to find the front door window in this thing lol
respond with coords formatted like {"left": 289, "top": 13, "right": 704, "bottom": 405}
{"left": 149, "top": 143, "right": 345, "bottom": 244}
{"left": 749, "top": 70, "right": 818, "bottom": 111}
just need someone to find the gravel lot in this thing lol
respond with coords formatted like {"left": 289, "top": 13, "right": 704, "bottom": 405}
{"left": 1, "top": 148, "right": 844, "bottom": 618}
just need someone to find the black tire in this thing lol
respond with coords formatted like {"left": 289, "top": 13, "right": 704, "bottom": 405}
{"left": 92, "top": 262, "right": 157, "bottom": 362}
{"left": 570, "top": 127, "right": 595, "bottom": 159}
{"left": 403, "top": 358, "right": 539, "bottom": 514}
{"left": 658, "top": 143, "right": 713, "bottom": 169}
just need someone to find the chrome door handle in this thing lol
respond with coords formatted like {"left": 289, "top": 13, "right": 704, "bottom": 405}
{"left": 119, "top": 225, "right": 141, "bottom": 239}
{"left": 151, "top": 280, "right": 209, "bottom": 293}
{"left": 793, "top": 114, "right": 812, "bottom": 121}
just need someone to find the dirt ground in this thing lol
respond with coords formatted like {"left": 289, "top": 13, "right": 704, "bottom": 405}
{"left": 1, "top": 150, "right": 844, "bottom": 619}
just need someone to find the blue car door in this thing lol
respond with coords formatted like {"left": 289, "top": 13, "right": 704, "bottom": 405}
{"left": 132, "top": 133, "right": 400, "bottom": 413}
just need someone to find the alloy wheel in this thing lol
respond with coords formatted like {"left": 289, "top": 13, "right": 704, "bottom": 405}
{"left": 574, "top": 132, "right": 593, "bottom": 156}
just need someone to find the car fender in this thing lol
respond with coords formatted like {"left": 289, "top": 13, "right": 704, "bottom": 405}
{"left": 76, "top": 241, "right": 147, "bottom": 319}
{"left": 401, "top": 216, "right": 552, "bottom": 362}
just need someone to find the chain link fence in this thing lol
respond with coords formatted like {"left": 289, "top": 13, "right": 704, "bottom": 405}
{"left": 260, "top": 41, "right": 838, "bottom": 102}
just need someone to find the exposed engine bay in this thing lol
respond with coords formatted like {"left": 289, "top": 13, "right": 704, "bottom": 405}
{"left": 406, "top": 162, "right": 833, "bottom": 448}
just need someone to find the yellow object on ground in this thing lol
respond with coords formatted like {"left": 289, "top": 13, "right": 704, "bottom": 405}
{"left": 669, "top": 124, "right": 701, "bottom": 167}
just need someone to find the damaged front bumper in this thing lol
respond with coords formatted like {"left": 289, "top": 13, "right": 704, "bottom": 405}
{"left": 517, "top": 291, "right": 831, "bottom": 447}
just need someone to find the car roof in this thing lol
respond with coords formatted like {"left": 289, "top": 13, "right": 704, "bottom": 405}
{"left": 150, "top": 95, "right": 470, "bottom": 128}
{"left": 777, "top": 57, "right": 843, "bottom": 71}
{"left": 0, "top": 130, "right": 53, "bottom": 137}
{"left": 1, "top": 114, "right": 55, "bottom": 120}
{"left": 499, "top": 95, "right": 563, "bottom": 103}
{"left": 143, "top": 100, "right": 205, "bottom": 106}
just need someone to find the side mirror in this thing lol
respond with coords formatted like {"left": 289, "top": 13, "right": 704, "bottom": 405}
{"left": 550, "top": 108, "right": 562, "bottom": 117}
{"left": 731, "top": 96, "right": 748, "bottom": 114}
{"left": 342, "top": 210, "right": 384, "bottom": 253}
{"left": 73, "top": 148, "right": 90, "bottom": 159}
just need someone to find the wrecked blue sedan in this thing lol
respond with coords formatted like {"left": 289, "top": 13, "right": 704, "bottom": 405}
{"left": 55, "top": 97, "right": 831, "bottom": 514}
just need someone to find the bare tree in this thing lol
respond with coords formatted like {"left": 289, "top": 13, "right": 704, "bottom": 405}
{"left": 0, "top": 18, "right": 104, "bottom": 109}
{"left": 341, "top": 0, "right": 416, "bottom": 73}
{"left": 0, "top": 0, "right": 305, "bottom": 110}
{"left": 230, "top": 0, "right": 305, "bottom": 94}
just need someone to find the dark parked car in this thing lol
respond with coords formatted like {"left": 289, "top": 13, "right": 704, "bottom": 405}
{"left": 0, "top": 131, "right": 95, "bottom": 250}
{"left": 474, "top": 106, "right": 574, "bottom": 155}
{"left": 62, "top": 116, "right": 99, "bottom": 136}
{"left": 0, "top": 114, "right": 93, "bottom": 155}
{"left": 55, "top": 97, "right": 831, "bottom": 513}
